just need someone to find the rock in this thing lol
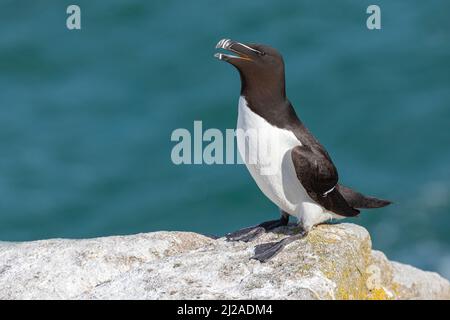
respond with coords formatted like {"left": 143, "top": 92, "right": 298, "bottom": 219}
{"left": 0, "top": 223, "right": 449, "bottom": 300}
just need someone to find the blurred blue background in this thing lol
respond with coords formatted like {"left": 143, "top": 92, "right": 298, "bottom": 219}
{"left": 0, "top": 1, "right": 449, "bottom": 278}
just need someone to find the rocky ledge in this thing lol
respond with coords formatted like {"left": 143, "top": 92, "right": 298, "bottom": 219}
{"left": 0, "top": 223, "right": 449, "bottom": 300}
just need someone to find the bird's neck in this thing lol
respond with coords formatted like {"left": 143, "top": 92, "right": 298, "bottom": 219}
{"left": 239, "top": 76, "right": 300, "bottom": 129}
{"left": 240, "top": 73, "right": 286, "bottom": 104}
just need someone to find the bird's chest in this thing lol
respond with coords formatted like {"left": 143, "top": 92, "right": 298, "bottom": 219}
{"left": 236, "top": 97, "right": 309, "bottom": 213}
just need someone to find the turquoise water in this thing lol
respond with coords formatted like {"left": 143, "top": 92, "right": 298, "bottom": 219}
{"left": 0, "top": 1, "right": 449, "bottom": 278}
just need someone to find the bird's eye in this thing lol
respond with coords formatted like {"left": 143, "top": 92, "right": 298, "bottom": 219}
{"left": 259, "top": 51, "right": 266, "bottom": 56}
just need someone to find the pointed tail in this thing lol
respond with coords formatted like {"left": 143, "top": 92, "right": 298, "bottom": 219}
{"left": 337, "top": 184, "right": 392, "bottom": 209}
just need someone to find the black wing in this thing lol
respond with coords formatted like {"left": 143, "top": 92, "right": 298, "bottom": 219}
{"left": 291, "top": 145, "right": 360, "bottom": 217}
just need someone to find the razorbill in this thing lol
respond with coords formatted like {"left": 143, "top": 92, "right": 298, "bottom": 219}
{"left": 214, "top": 39, "right": 391, "bottom": 262}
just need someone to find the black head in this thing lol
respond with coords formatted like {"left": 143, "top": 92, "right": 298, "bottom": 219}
{"left": 215, "top": 39, "right": 286, "bottom": 100}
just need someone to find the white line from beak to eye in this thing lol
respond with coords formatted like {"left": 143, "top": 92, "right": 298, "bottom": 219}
{"left": 235, "top": 42, "right": 261, "bottom": 54}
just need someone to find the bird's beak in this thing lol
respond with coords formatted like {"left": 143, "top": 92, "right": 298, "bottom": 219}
{"left": 214, "top": 39, "right": 261, "bottom": 63}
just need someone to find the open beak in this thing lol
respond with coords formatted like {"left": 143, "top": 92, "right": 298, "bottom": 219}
{"left": 214, "top": 39, "right": 261, "bottom": 63}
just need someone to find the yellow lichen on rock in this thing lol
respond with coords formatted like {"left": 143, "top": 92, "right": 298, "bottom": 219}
{"left": 301, "top": 223, "right": 403, "bottom": 300}
{"left": 367, "top": 287, "right": 392, "bottom": 300}
{"left": 303, "top": 224, "right": 373, "bottom": 299}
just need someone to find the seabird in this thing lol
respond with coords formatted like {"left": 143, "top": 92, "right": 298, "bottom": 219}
{"left": 214, "top": 39, "right": 391, "bottom": 262}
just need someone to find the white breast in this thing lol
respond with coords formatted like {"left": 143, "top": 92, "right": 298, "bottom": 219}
{"left": 236, "top": 96, "right": 337, "bottom": 230}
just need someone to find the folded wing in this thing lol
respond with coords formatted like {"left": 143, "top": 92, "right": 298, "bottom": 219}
{"left": 291, "top": 145, "right": 360, "bottom": 217}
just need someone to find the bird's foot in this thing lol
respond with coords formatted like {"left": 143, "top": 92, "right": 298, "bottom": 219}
{"left": 225, "top": 216, "right": 289, "bottom": 242}
{"left": 251, "top": 230, "right": 308, "bottom": 262}
{"left": 225, "top": 226, "right": 265, "bottom": 242}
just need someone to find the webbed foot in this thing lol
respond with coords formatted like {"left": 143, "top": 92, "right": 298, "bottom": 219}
{"left": 251, "top": 230, "right": 308, "bottom": 262}
{"left": 225, "top": 212, "right": 289, "bottom": 242}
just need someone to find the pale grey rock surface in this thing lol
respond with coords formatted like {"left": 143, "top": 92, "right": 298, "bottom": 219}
{"left": 0, "top": 223, "right": 449, "bottom": 300}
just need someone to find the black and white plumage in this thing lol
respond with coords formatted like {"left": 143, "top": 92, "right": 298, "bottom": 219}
{"left": 215, "top": 39, "right": 391, "bottom": 261}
